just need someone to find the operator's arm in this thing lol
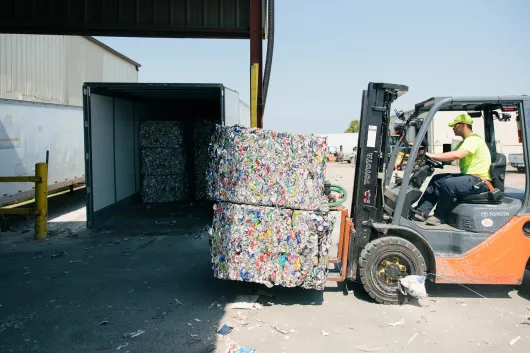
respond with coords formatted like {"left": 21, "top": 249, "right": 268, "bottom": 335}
{"left": 425, "top": 149, "right": 469, "bottom": 162}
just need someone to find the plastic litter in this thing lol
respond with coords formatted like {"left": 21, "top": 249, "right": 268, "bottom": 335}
{"left": 408, "top": 333, "right": 418, "bottom": 344}
{"left": 509, "top": 336, "right": 520, "bottom": 345}
{"left": 116, "top": 343, "right": 129, "bottom": 350}
{"left": 51, "top": 251, "right": 66, "bottom": 259}
{"left": 272, "top": 325, "right": 288, "bottom": 334}
{"left": 399, "top": 275, "right": 427, "bottom": 299}
{"left": 217, "top": 324, "right": 233, "bottom": 335}
{"left": 123, "top": 329, "right": 145, "bottom": 338}
{"left": 226, "top": 344, "right": 256, "bottom": 353}
{"left": 388, "top": 319, "right": 405, "bottom": 327}
{"left": 210, "top": 202, "right": 334, "bottom": 290}
{"left": 207, "top": 125, "right": 329, "bottom": 212}
{"left": 354, "top": 343, "right": 384, "bottom": 352}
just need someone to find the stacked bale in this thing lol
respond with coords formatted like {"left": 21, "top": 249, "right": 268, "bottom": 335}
{"left": 207, "top": 125, "right": 333, "bottom": 290}
{"left": 140, "top": 121, "right": 189, "bottom": 203}
{"left": 193, "top": 119, "right": 217, "bottom": 201}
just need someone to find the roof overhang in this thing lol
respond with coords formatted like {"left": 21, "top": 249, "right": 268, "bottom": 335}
{"left": 0, "top": 0, "right": 267, "bottom": 39}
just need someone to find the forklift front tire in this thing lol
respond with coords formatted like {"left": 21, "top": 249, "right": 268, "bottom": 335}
{"left": 359, "top": 236, "right": 427, "bottom": 305}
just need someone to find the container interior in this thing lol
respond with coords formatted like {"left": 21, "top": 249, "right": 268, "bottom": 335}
{"left": 84, "top": 83, "right": 224, "bottom": 228}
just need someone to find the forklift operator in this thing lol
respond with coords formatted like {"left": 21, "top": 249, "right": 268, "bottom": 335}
{"left": 411, "top": 113, "right": 493, "bottom": 225}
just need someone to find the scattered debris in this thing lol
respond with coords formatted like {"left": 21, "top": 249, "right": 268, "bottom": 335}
{"left": 272, "top": 325, "right": 288, "bottom": 335}
{"left": 69, "top": 260, "right": 82, "bottom": 263}
{"left": 231, "top": 295, "right": 259, "bottom": 309}
{"left": 509, "top": 336, "right": 520, "bottom": 346}
{"left": 388, "top": 319, "right": 405, "bottom": 327}
{"left": 98, "top": 320, "right": 110, "bottom": 326}
{"left": 255, "top": 318, "right": 266, "bottom": 324}
{"left": 217, "top": 324, "right": 233, "bottom": 335}
{"left": 208, "top": 302, "right": 217, "bottom": 310}
{"left": 188, "top": 323, "right": 192, "bottom": 326}
{"left": 408, "top": 333, "right": 418, "bottom": 345}
{"left": 231, "top": 312, "right": 247, "bottom": 322}
{"left": 116, "top": 343, "right": 129, "bottom": 350}
{"left": 51, "top": 251, "right": 66, "bottom": 259}
{"left": 484, "top": 341, "right": 492, "bottom": 346}
{"left": 321, "top": 330, "right": 329, "bottom": 336}
{"left": 190, "top": 334, "right": 198, "bottom": 338}
{"left": 353, "top": 343, "right": 384, "bottom": 352}
{"left": 225, "top": 344, "right": 256, "bottom": 353}
{"left": 194, "top": 318, "right": 201, "bottom": 322}
{"left": 123, "top": 329, "right": 145, "bottom": 338}
{"left": 174, "top": 298, "right": 183, "bottom": 306}
{"left": 399, "top": 275, "right": 427, "bottom": 299}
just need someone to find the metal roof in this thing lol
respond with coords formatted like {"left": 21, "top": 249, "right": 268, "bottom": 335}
{"left": 84, "top": 36, "right": 141, "bottom": 69}
{"left": 0, "top": 0, "right": 264, "bottom": 39}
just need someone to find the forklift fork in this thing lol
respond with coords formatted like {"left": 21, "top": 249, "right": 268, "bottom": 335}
{"left": 327, "top": 206, "right": 353, "bottom": 282}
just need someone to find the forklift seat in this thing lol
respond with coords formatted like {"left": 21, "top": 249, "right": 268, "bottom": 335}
{"left": 458, "top": 153, "right": 506, "bottom": 204}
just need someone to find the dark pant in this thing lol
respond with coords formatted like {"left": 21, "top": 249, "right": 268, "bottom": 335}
{"left": 416, "top": 173, "right": 489, "bottom": 220}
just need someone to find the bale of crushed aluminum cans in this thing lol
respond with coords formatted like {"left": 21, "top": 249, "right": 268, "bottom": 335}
{"left": 140, "top": 121, "right": 184, "bottom": 147}
{"left": 193, "top": 119, "right": 217, "bottom": 200}
{"left": 210, "top": 202, "right": 334, "bottom": 290}
{"left": 142, "top": 175, "right": 189, "bottom": 203}
{"left": 141, "top": 148, "right": 187, "bottom": 175}
{"left": 207, "top": 125, "right": 329, "bottom": 212}
{"left": 140, "top": 120, "right": 188, "bottom": 203}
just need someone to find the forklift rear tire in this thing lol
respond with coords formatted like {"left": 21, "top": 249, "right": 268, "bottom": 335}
{"left": 359, "top": 236, "right": 427, "bottom": 305}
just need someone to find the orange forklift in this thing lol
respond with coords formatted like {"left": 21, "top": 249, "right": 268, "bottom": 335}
{"left": 328, "top": 82, "right": 530, "bottom": 304}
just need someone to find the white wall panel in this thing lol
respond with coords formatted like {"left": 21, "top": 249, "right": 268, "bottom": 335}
{"left": 114, "top": 98, "right": 136, "bottom": 202}
{"left": 90, "top": 94, "right": 115, "bottom": 212}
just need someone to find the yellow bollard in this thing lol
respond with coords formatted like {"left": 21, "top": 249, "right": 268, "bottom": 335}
{"left": 35, "top": 162, "right": 48, "bottom": 240}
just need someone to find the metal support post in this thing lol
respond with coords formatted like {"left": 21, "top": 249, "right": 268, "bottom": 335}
{"left": 35, "top": 162, "right": 48, "bottom": 240}
{"left": 250, "top": 0, "right": 264, "bottom": 128}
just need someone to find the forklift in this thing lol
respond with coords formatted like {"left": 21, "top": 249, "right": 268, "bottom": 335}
{"left": 328, "top": 82, "right": 530, "bottom": 304}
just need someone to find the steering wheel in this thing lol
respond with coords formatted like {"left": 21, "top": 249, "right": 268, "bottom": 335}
{"left": 424, "top": 155, "right": 444, "bottom": 169}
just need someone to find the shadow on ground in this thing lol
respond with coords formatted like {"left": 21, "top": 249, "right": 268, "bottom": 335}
{"left": 0, "top": 190, "right": 326, "bottom": 353}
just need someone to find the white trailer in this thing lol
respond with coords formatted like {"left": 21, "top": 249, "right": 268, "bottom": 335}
{"left": 0, "top": 99, "right": 85, "bottom": 206}
{"left": 319, "top": 133, "right": 358, "bottom": 153}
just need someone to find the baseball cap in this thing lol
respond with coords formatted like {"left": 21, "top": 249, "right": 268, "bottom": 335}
{"left": 448, "top": 113, "right": 473, "bottom": 127}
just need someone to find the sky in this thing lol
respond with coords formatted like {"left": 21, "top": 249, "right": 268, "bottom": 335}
{"left": 96, "top": 0, "right": 530, "bottom": 135}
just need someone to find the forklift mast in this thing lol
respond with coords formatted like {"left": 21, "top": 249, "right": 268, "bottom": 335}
{"left": 347, "top": 82, "right": 408, "bottom": 279}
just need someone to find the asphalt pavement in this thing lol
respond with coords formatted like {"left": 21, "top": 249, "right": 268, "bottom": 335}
{"left": 0, "top": 164, "right": 529, "bottom": 353}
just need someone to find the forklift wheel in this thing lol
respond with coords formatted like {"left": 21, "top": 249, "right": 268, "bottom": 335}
{"left": 359, "top": 236, "right": 426, "bottom": 305}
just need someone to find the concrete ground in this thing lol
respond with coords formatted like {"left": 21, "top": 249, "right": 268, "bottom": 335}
{"left": 0, "top": 164, "right": 529, "bottom": 353}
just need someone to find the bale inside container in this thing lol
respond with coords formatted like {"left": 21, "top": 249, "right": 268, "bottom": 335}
{"left": 83, "top": 83, "right": 249, "bottom": 228}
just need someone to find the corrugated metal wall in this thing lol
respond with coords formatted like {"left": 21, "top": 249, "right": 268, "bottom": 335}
{"left": 0, "top": 34, "right": 138, "bottom": 107}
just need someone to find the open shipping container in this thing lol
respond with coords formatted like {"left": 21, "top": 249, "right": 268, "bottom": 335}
{"left": 83, "top": 83, "right": 250, "bottom": 228}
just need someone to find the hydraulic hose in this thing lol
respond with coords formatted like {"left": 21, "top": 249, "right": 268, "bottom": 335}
{"left": 328, "top": 184, "right": 348, "bottom": 207}
{"left": 262, "top": 0, "right": 274, "bottom": 114}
